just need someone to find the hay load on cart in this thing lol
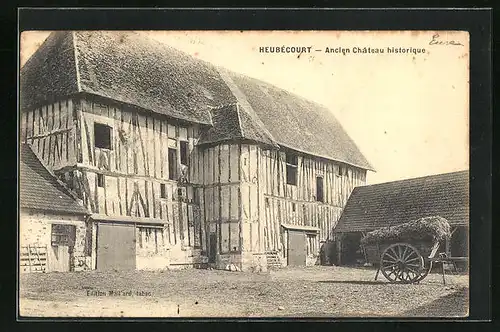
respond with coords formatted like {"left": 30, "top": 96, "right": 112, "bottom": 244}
{"left": 361, "top": 216, "right": 451, "bottom": 283}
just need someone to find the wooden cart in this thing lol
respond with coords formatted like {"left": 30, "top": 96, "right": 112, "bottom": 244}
{"left": 363, "top": 240, "right": 440, "bottom": 284}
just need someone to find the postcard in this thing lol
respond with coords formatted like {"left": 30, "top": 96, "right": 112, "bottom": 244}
{"left": 19, "top": 30, "right": 469, "bottom": 318}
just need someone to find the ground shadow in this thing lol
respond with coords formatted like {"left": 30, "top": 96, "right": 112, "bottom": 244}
{"left": 400, "top": 288, "right": 469, "bottom": 317}
{"left": 317, "top": 280, "right": 387, "bottom": 285}
{"left": 333, "top": 264, "right": 378, "bottom": 271}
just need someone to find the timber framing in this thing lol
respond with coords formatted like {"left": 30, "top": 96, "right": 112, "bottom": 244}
{"left": 20, "top": 92, "right": 368, "bottom": 270}
{"left": 20, "top": 31, "right": 373, "bottom": 271}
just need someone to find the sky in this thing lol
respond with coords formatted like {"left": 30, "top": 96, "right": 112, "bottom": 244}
{"left": 20, "top": 31, "right": 469, "bottom": 184}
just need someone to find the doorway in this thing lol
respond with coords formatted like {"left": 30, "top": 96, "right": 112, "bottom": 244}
{"left": 340, "top": 232, "right": 364, "bottom": 265}
{"left": 287, "top": 230, "right": 306, "bottom": 266}
{"left": 96, "top": 222, "right": 136, "bottom": 271}
{"left": 49, "top": 224, "right": 76, "bottom": 272}
{"left": 208, "top": 232, "right": 217, "bottom": 263}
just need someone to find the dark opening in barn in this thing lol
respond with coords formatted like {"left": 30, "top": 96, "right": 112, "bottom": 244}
{"left": 97, "top": 174, "right": 105, "bottom": 188}
{"left": 285, "top": 153, "right": 298, "bottom": 185}
{"left": 168, "top": 148, "right": 177, "bottom": 180}
{"left": 340, "top": 233, "right": 364, "bottom": 265}
{"left": 160, "top": 184, "right": 166, "bottom": 198}
{"left": 180, "top": 141, "right": 188, "bottom": 166}
{"left": 316, "top": 176, "right": 324, "bottom": 202}
{"left": 94, "top": 123, "right": 112, "bottom": 150}
{"left": 450, "top": 226, "right": 469, "bottom": 271}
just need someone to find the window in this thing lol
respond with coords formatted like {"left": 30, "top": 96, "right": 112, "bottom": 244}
{"left": 168, "top": 148, "right": 177, "bottom": 180}
{"left": 337, "top": 165, "right": 343, "bottom": 176}
{"left": 97, "top": 174, "right": 105, "bottom": 188}
{"left": 180, "top": 141, "right": 188, "bottom": 166}
{"left": 338, "top": 165, "right": 349, "bottom": 177}
{"left": 94, "top": 123, "right": 112, "bottom": 149}
{"left": 51, "top": 224, "right": 75, "bottom": 247}
{"left": 160, "top": 184, "right": 167, "bottom": 199}
{"left": 316, "top": 176, "right": 324, "bottom": 202}
{"left": 193, "top": 189, "right": 200, "bottom": 204}
{"left": 292, "top": 203, "right": 296, "bottom": 212}
{"left": 285, "top": 153, "right": 298, "bottom": 185}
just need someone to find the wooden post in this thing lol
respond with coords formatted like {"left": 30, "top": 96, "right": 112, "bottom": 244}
{"left": 360, "top": 232, "right": 368, "bottom": 264}
{"left": 178, "top": 187, "right": 184, "bottom": 247}
{"left": 336, "top": 234, "right": 342, "bottom": 266}
{"left": 35, "top": 246, "right": 42, "bottom": 271}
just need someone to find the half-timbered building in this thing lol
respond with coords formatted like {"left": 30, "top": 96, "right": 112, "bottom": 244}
{"left": 20, "top": 31, "right": 373, "bottom": 271}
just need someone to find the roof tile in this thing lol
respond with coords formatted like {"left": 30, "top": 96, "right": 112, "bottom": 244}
{"left": 335, "top": 170, "right": 469, "bottom": 232}
{"left": 20, "top": 144, "right": 89, "bottom": 215}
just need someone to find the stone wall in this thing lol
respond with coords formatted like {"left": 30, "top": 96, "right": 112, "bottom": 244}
{"left": 215, "top": 252, "right": 268, "bottom": 272}
{"left": 241, "top": 252, "right": 268, "bottom": 272}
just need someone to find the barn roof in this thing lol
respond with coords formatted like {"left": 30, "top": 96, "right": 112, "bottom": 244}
{"left": 19, "top": 143, "right": 89, "bottom": 215}
{"left": 20, "top": 31, "right": 373, "bottom": 170}
{"left": 334, "top": 170, "right": 469, "bottom": 233}
{"left": 226, "top": 72, "right": 373, "bottom": 170}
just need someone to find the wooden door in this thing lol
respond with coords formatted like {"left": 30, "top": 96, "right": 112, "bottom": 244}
{"left": 287, "top": 230, "right": 306, "bottom": 266}
{"left": 48, "top": 224, "right": 76, "bottom": 272}
{"left": 49, "top": 245, "right": 71, "bottom": 272}
{"left": 97, "top": 222, "right": 136, "bottom": 271}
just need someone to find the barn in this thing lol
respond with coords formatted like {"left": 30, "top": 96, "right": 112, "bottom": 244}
{"left": 334, "top": 170, "right": 469, "bottom": 266}
{"left": 19, "top": 143, "right": 91, "bottom": 273}
{"left": 19, "top": 31, "right": 373, "bottom": 272}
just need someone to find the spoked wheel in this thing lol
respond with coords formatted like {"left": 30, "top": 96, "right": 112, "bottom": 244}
{"left": 415, "top": 260, "right": 433, "bottom": 283}
{"left": 380, "top": 243, "right": 424, "bottom": 284}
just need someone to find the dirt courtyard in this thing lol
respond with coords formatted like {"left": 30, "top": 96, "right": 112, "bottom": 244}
{"left": 19, "top": 266, "right": 469, "bottom": 318}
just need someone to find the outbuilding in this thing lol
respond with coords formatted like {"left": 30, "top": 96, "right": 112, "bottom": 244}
{"left": 334, "top": 170, "right": 469, "bottom": 267}
{"left": 19, "top": 143, "right": 91, "bottom": 272}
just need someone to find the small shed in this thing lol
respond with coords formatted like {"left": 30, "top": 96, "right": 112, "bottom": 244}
{"left": 333, "top": 170, "right": 469, "bottom": 266}
{"left": 19, "top": 143, "right": 90, "bottom": 272}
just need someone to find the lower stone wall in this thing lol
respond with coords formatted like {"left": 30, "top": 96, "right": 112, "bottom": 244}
{"left": 135, "top": 226, "right": 170, "bottom": 270}
{"left": 306, "top": 255, "right": 320, "bottom": 266}
{"left": 137, "top": 255, "right": 170, "bottom": 270}
{"left": 137, "top": 245, "right": 208, "bottom": 270}
{"left": 73, "top": 220, "right": 93, "bottom": 271}
{"left": 216, "top": 253, "right": 242, "bottom": 270}
{"left": 241, "top": 252, "right": 268, "bottom": 272}
{"left": 214, "top": 252, "right": 268, "bottom": 272}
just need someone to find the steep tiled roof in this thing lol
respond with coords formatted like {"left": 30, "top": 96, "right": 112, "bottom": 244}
{"left": 227, "top": 72, "right": 374, "bottom": 170}
{"left": 20, "top": 31, "right": 234, "bottom": 125}
{"left": 20, "top": 31, "right": 373, "bottom": 170}
{"left": 335, "top": 170, "right": 469, "bottom": 233}
{"left": 19, "top": 144, "right": 89, "bottom": 215}
{"left": 20, "top": 32, "right": 80, "bottom": 113}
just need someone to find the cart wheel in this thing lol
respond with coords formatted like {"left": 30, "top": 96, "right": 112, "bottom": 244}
{"left": 380, "top": 243, "right": 424, "bottom": 284}
{"left": 415, "top": 260, "right": 433, "bottom": 283}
